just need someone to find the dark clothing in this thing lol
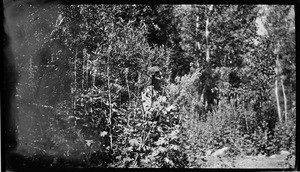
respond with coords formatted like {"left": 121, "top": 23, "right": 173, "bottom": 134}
{"left": 151, "top": 76, "right": 163, "bottom": 93}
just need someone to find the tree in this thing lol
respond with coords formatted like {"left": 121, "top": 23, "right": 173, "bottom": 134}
{"left": 195, "top": 5, "right": 258, "bottom": 115}
{"left": 258, "top": 5, "right": 295, "bottom": 124}
{"left": 51, "top": 4, "right": 172, "bottom": 158}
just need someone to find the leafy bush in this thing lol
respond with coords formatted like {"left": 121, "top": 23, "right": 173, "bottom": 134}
{"left": 110, "top": 89, "right": 188, "bottom": 168}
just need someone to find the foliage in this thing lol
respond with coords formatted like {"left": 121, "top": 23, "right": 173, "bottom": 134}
{"left": 51, "top": 4, "right": 176, "bottom": 167}
{"left": 10, "top": 4, "right": 295, "bottom": 169}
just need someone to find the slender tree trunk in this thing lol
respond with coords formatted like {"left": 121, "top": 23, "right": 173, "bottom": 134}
{"left": 205, "top": 17, "right": 210, "bottom": 63}
{"left": 194, "top": 5, "right": 201, "bottom": 62}
{"left": 204, "top": 5, "right": 213, "bottom": 116}
{"left": 80, "top": 49, "right": 85, "bottom": 109}
{"left": 29, "top": 56, "right": 34, "bottom": 79}
{"left": 90, "top": 59, "right": 96, "bottom": 114}
{"left": 73, "top": 48, "right": 78, "bottom": 115}
{"left": 92, "top": 60, "right": 96, "bottom": 88}
{"left": 195, "top": 12, "right": 200, "bottom": 51}
{"left": 125, "top": 68, "right": 131, "bottom": 125}
{"left": 83, "top": 49, "right": 87, "bottom": 115}
{"left": 275, "top": 46, "right": 288, "bottom": 124}
{"left": 205, "top": 5, "right": 213, "bottom": 63}
{"left": 82, "top": 49, "right": 86, "bottom": 91}
{"left": 281, "top": 79, "right": 288, "bottom": 124}
{"left": 125, "top": 68, "right": 131, "bottom": 107}
{"left": 107, "top": 48, "right": 113, "bottom": 150}
{"left": 86, "top": 59, "right": 89, "bottom": 90}
{"left": 275, "top": 60, "right": 282, "bottom": 124}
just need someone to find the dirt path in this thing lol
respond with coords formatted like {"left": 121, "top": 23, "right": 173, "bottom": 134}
{"left": 204, "top": 154, "right": 295, "bottom": 169}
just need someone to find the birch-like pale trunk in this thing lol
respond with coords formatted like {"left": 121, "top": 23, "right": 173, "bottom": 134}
{"left": 281, "top": 77, "right": 288, "bottom": 124}
{"left": 274, "top": 50, "right": 288, "bottom": 124}
{"left": 90, "top": 59, "right": 96, "bottom": 114}
{"left": 86, "top": 59, "right": 89, "bottom": 91}
{"left": 125, "top": 68, "right": 131, "bottom": 125}
{"left": 73, "top": 48, "right": 78, "bottom": 112}
{"left": 194, "top": 5, "right": 213, "bottom": 119}
{"left": 82, "top": 49, "right": 86, "bottom": 91}
{"left": 195, "top": 13, "right": 200, "bottom": 51}
{"left": 274, "top": 78, "right": 282, "bottom": 124}
{"left": 205, "top": 18, "right": 210, "bottom": 63}
{"left": 92, "top": 60, "right": 96, "bottom": 88}
{"left": 194, "top": 5, "right": 201, "bottom": 61}
{"left": 275, "top": 55, "right": 282, "bottom": 124}
{"left": 107, "top": 47, "right": 113, "bottom": 150}
{"left": 82, "top": 48, "right": 87, "bottom": 114}
{"left": 205, "top": 5, "right": 213, "bottom": 63}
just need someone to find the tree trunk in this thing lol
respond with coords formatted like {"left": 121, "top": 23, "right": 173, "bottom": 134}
{"left": 205, "top": 5, "right": 213, "bottom": 63}
{"left": 203, "top": 5, "right": 213, "bottom": 118}
{"left": 82, "top": 48, "right": 87, "bottom": 115}
{"left": 82, "top": 49, "right": 86, "bottom": 91}
{"left": 106, "top": 46, "right": 113, "bottom": 150}
{"left": 86, "top": 59, "right": 89, "bottom": 90}
{"left": 29, "top": 56, "right": 34, "bottom": 79}
{"left": 194, "top": 5, "right": 201, "bottom": 62}
{"left": 125, "top": 68, "right": 131, "bottom": 125}
{"left": 92, "top": 59, "right": 96, "bottom": 90}
{"left": 90, "top": 59, "right": 96, "bottom": 114}
{"left": 195, "top": 14, "right": 200, "bottom": 51}
{"left": 73, "top": 48, "right": 78, "bottom": 114}
{"left": 205, "top": 17, "right": 210, "bottom": 63}
{"left": 281, "top": 79, "right": 288, "bottom": 124}
{"left": 274, "top": 55, "right": 282, "bottom": 124}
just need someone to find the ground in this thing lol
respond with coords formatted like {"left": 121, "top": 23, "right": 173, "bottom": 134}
{"left": 203, "top": 154, "right": 295, "bottom": 168}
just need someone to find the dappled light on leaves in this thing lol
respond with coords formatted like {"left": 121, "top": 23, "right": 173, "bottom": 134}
{"left": 4, "top": 3, "right": 295, "bottom": 170}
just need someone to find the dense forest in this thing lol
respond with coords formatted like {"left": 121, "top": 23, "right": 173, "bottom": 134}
{"left": 4, "top": 3, "right": 296, "bottom": 169}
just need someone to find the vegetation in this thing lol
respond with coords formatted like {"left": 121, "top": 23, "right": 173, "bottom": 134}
{"left": 5, "top": 3, "right": 295, "bottom": 169}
